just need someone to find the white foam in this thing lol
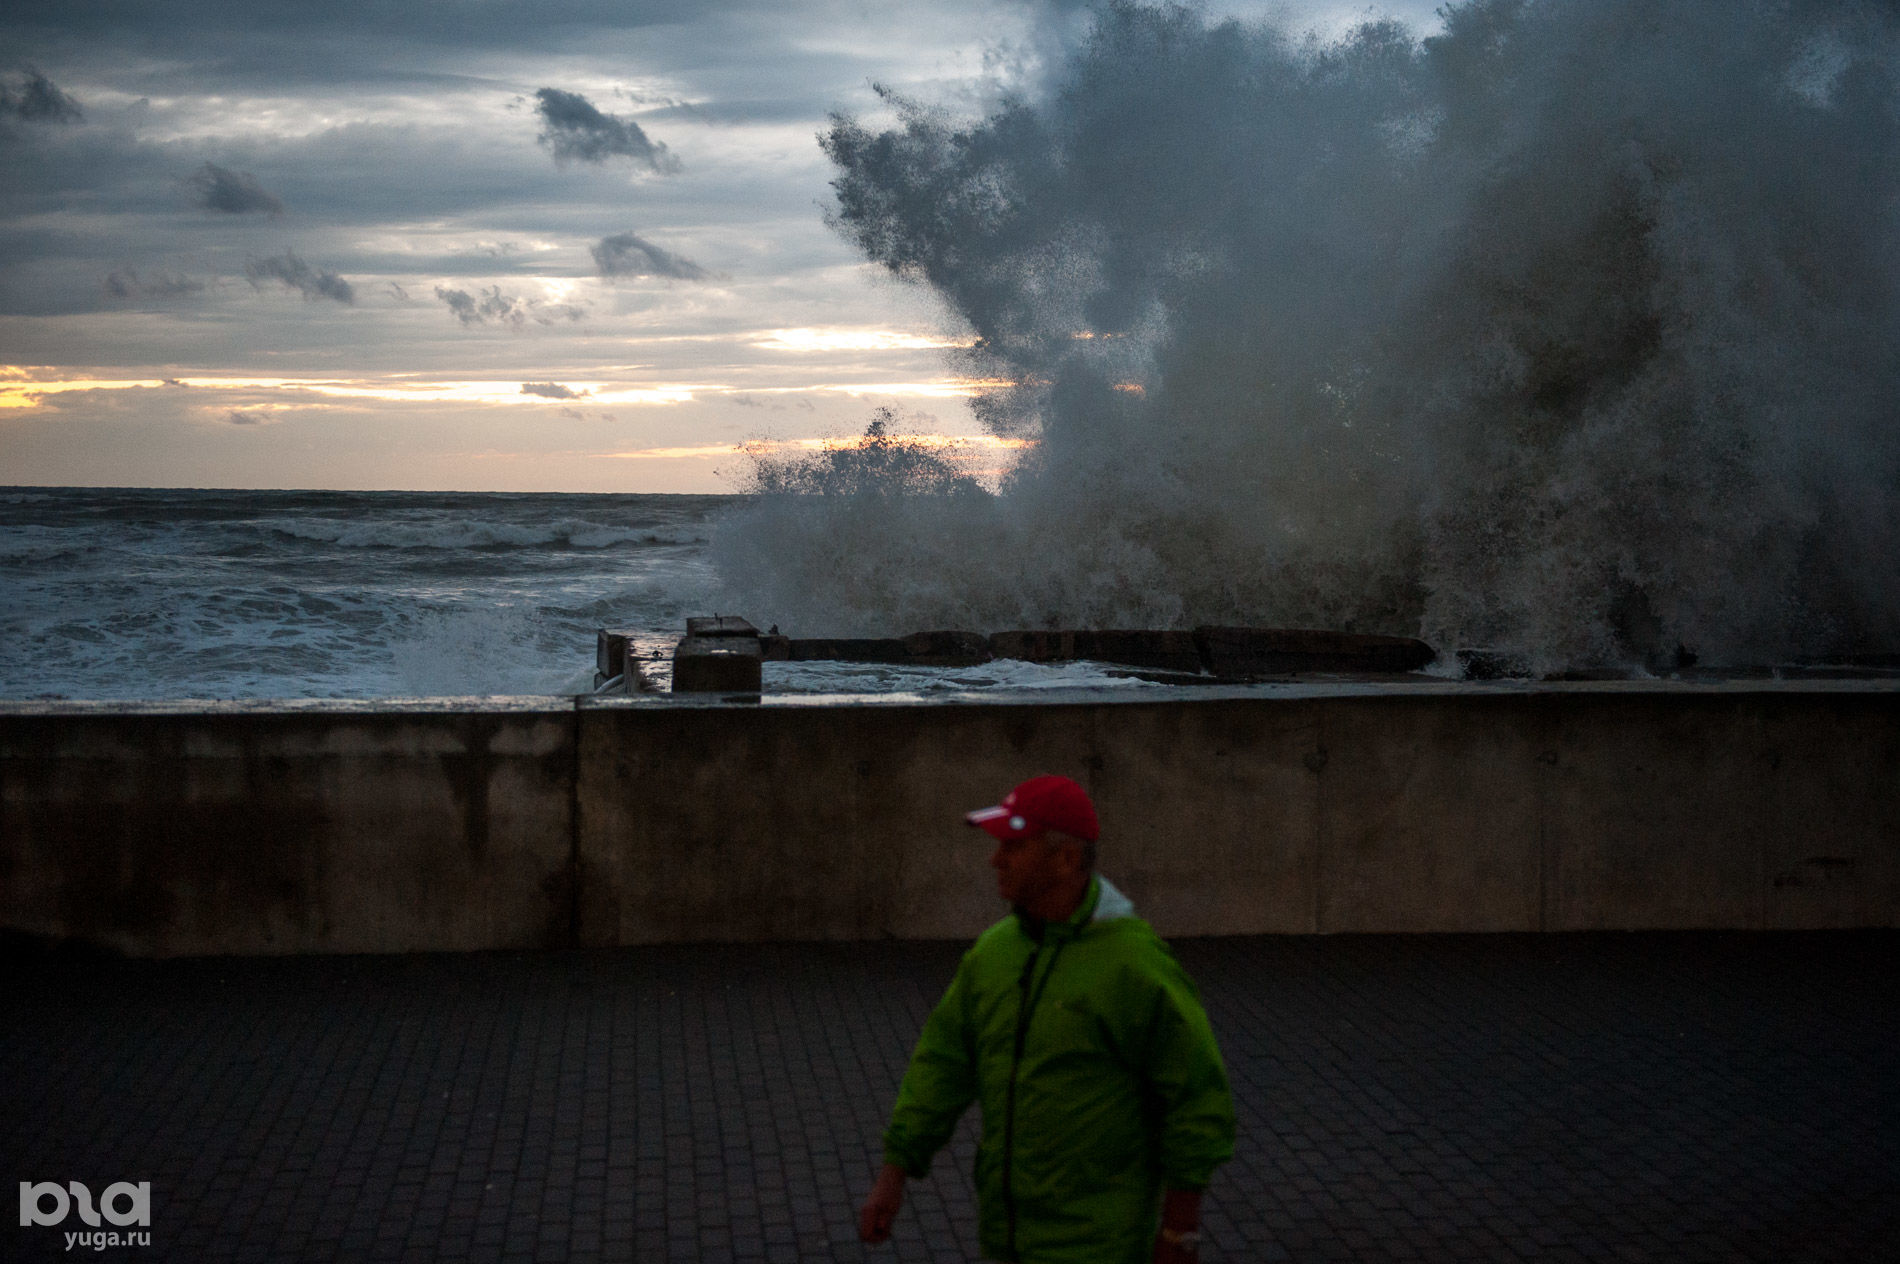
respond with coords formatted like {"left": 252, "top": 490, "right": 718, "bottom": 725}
{"left": 763, "top": 656, "right": 1162, "bottom": 696}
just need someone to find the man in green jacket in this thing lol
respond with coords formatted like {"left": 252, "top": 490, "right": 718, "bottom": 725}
{"left": 858, "top": 774, "right": 1236, "bottom": 1263}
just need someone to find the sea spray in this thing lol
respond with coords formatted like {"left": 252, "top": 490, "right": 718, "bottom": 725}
{"left": 712, "top": 0, "right": 1900, "bottom": 671}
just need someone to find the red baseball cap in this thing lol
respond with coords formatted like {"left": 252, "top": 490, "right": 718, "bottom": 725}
{"left": 966, "top": 774, "right": 1100, "bottom": 843}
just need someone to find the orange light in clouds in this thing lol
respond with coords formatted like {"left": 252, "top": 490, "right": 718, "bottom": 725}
{"left": 599, "top": 444, "right": 740, "bottom": 460}
{"left": 754, "top": 328, "right": 976, "bottom": 353}
{"left": 0, "top": 371, "right": 1015, "bottom": 408}
{"left": 809, "top": 380, "right": 1016, "bottom": 399}
{"left": 0, "top": 377, "right": 174, "bottom": 406}
{"left": 1112, "top": 382, "right": 1145, "bottom": 394}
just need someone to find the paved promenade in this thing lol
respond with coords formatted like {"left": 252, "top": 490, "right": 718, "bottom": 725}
{"left": 4, "top": 931, "right": 1895, "bottom": 1263}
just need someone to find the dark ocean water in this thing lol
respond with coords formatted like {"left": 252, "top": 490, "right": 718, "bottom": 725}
{"left": 0, "top": 487, "right": 726, "bottom": 699}
{"left": 0, "top": 486, "right": 1161, "bottom": 700}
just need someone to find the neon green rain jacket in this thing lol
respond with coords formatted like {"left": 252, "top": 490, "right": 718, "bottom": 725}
{"left": 883, "top": 875, "right": 1236, "bottom": 1264}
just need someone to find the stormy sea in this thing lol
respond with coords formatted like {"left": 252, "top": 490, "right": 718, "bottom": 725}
{"left": 0, "top": 487, "right": 714, "bottom": 699}
{"left": 11, "top": 1, "right": 1900, "bottom": 698}
{"left": 0, "top": 486, "right": 1160, "bottom": 700}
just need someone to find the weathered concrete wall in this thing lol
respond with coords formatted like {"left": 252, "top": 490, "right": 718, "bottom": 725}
{"left": 0, "top": 702, "right": 576, "bottom": 955}
{"left": 3, "top": 684, "right": 1895, "bottom": 955}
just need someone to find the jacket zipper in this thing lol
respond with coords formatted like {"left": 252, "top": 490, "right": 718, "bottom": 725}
{"left": 1000, "top": 943, "right": 1039, "bottom": 1259}
{"left": 1000, "top": 884, "right": 1096, "bottom": 1260}
{"left": 1001, "top": 933, "right": 1072, "bottom": 1261}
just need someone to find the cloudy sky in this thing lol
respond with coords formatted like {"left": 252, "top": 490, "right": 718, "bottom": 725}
{"left": 1, "top": 0, "right": 1437, "bottom": 492}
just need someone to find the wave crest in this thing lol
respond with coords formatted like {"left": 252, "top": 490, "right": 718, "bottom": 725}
{"left": 273, "top": 518, "right": 704, "bottom": 551}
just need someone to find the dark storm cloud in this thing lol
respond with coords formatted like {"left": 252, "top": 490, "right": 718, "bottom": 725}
{"left": 4, "top": 5, "right": 720, "bottom": 98}
{"left": 436, "top": 284, "right": 526, "bottom": 327}
{"left": 104, "top": 268, "right": 205, "bottom": 298}
{"left": 435, "top": 286, "right": 587, "bottom": 328}
{"left": 187, "top": 162, "right": 285, "bottom": 215}
{"left": 245, "top": 250, "right": 354, "bottom": 303}
{"left": 7, "top": 2, "right": 728, "bottom": 52}
{"left": 590, "top": 230, "right": 710, "bottom": 280}
{"left": 0, "top": 0, "right": 1027, "bottom": 367}
{"left": 521, "top": 381, "right": 585, "bottom": 399}
{"left": 0, "top": 68, "right": 82, "bottom": 123}
{"left": 534, "top": 88, "right": 679, "bottom": 171}
{"left": 224, "top": 408, "right": 267, "bottom": 425}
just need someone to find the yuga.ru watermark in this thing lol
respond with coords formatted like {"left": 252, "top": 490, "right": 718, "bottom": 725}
{"left": 19, "top": 1182, "right": 151, "bottom": 1251}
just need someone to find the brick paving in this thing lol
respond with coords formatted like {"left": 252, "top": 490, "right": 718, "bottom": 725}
{"left": 3, "top": 931, "right": 1895, "bottom": 1263}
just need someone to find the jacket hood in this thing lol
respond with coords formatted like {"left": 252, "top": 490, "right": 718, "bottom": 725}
{"left": 1016, "top": 874, "right": 1137, "bottom": 942}
{"left": 1090, "top": 875, "right": 1135, "bottom": 923}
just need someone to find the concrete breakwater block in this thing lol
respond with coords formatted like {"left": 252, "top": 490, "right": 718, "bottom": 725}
{"left": 783, "top": 630, "right": 991, "bottom": 667}
{"left": 986, "top": 630, "right": 1076, "bottom": 662}
{"left": 672, "top": 635, "right": 763, "bottom": 693}
{"left": 685, "top": 615, "right": 758, "bottom": 638}
{"left": 1080, "top": 630, "right": 1204, "bottom": 673}
{"left": 902, "top": 630, "right": 992, "bottom": 665}
{"left": 671, "top": 615, "right": 1433, "bottom": 686}
{"left": 1196, "top": 627, "right": 1435, "bottom": 676}
{"left": 785, "top": 637, "right": 910, "bottom": 663}
{"left": 986, "top": 627, "right": 1431, "bottom": 676}
{"left": 989, "top": 629, "right": 1204, "bottom": 673}
{"left": 595, "top": 627, "right": 650, "bottom": 692}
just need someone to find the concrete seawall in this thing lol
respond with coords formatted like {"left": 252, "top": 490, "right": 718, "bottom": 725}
{"left": 3, "top": 682, "right": 1895, "bottom": 956}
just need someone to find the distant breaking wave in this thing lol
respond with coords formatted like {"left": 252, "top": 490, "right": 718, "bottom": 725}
{"left": 270, "top": 519, "right": 706, "bottom": 551}
{"left": 713, "top": 0, "right": 1900, "bottom": 672}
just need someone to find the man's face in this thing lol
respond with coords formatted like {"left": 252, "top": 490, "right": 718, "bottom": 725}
{"left": 990, "top": 830, "right": 1071, "bottom": 907}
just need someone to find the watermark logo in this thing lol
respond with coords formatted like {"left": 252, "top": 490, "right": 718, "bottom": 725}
{"left": 19, "top": 1182, "right": 151, "bottom": 1251}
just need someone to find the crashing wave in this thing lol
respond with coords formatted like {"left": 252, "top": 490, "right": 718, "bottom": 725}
{"left": 714, "top": 0, "right": 1900, "bottom": 673}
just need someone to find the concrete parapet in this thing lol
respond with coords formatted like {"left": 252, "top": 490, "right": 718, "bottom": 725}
{"left": 0, "top": 701, "right": 575, "bottom": 956}
{"left": 1, "top": 683, "right": 1895, "bottom": 955}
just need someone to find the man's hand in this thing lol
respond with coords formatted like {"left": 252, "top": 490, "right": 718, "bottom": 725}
{"left": 858, "top": 1163, "right": 908, "bottom": 1245}
{"left": 1152, "top": 1188, "right": 1203, "bottom": 1263}
{"left": 1154, "top": 1234, "right": 1199, "bottom": 1264}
